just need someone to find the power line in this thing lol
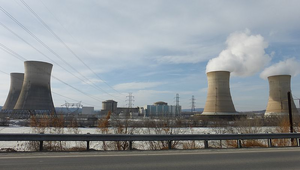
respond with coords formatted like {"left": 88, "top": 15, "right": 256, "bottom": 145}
{"left": 293, "top": 95, "right": 300, "bottom": 100}
{"left": 0, "top": 5, "right": 119, "bottom": 99}
{"left": 0, "top": 70, "right": 9, "bottom": 75}
{"left": 0, "top": 43, "right": 26, "bottom": 61}
{"left": 51, "top": 92, "right": 99, "bottom": 108}
{"left": 0, "top": 45, "right": 105, "bottom": 105}
{"left": 0, "top": 21, "right": 112, "bottom": 97}
{"left": 20, "top": 0, "right": 124, "bottom": 96}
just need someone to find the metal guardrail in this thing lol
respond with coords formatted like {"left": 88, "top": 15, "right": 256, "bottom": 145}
{"left": 1, "top": 133, "right": 300, "bottom": 151}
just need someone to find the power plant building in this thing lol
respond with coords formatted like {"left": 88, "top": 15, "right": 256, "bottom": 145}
{"left": 265, "top": 75, "right": 298, "bottom": 116}
{"left": 202, "top": 71, "right": 237, "bottom": 115}
{"left": 13, "top": 61, "right": 55, "bottom": 114}
{"left": 100, "top": 100, "right": 140, "bottom": 117}
{"left": 101, "top": 100, "right": 117, "bottom": 113}
{"left": 2, "top": 73, "right": 24, "bottom": 111}
{"left": 144, "top": 101, "right": 181, "bottom": 117}
{"left": 82, "top": 106, "right": 94, "bottom": 115}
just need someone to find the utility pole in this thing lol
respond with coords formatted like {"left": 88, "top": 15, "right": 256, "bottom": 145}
{"left": 191, "top": 95, "right": 196, "bottom": 112}
{"left": 288, "top": 92, "right": 294, "bottom": 133}
{"left": 287, "top": 91, "right": 295, "bottom": 145}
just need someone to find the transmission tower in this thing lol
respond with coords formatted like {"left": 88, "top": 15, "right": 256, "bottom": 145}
{"left": 126, "top": 93, "right": 134, "bottom": 108}
{"left": 191, "top": 95, "right": 196, "bottom": 112}
{"left": 293, "top": 95, "right": 300, "bottom": 108}
{"left": 175, "top": 93, "right": 180, "bottom": 116}
{"left": 61, "top": 101, "right": 82, "bottom": 115}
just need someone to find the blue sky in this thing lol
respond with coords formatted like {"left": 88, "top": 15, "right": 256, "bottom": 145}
{"left": 0, "top": 0, "right": 300, "bottom": 111}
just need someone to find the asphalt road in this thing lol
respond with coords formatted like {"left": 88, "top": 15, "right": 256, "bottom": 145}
{"left": 1, "top": 148, "right": 300, "bottom": 170}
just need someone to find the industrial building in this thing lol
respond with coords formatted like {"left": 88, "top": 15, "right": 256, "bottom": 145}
{"left": 143, "top": 101, "right": 181, "bottom": 117}
{"left": 100, "top": 100, "right": 139, "bottom": 117}
{"left": 82, "top": 106, "right": 94, "bottom": 115}
{"left": 100, "top": 100, "right": 181, "bottom": 118}
{"left": 202, "top": 71, "right": 238, "bottom": 116}
{"left": 265, "top": 75, "right": 298, "bottom": 116}
{"left": 101, "top": 100, "right": 118, "bottom": 114}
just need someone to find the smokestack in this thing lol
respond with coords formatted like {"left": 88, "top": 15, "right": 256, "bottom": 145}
{"left": 2, "top": 73, "right": 24, "bottom": 111}
{"left": 265, "top": 75, "right": 298, "bottom": 116}
{"left": 14, "top": 61, "right": 55, "bottom": 114}
{"left": 202, "top": 71, "right": 237, "bottom": 115}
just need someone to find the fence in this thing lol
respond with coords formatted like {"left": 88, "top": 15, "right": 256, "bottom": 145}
{"left": 1, "top": 133, "right": 300, "bottom": 151}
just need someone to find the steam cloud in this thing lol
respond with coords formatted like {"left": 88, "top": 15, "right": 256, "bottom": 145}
{"left": 260, "top": 57, "right": 300, "bottom": 79}
{"left": 206, "top": 29, "right": 271, "bottom": 77}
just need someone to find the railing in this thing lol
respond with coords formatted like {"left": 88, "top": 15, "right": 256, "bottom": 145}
{"left": 1, "top": 133, "right": 300, "bottom": 151}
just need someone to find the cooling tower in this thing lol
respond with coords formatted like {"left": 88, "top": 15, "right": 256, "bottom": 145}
{"left": 2, "top": 73, "right": 24, "bottom": 110}
{"left": 14, "top": 61, "right": 55, "bottom": 114}
{"left": 265, "top": 75, "right": 298, "bottom": 116}
{"left": 202, "top": 71, "right": 237, "bottom": 115}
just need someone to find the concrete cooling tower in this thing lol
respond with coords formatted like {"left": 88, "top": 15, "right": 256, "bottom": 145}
{"left": 265, "top": 75, "right": 298, "bottom": 116}
{"left": 2, "top": 73, "right": 24, "bottom": 111}
{"left": 14, "top": 61, "right": 55, "bottom": 114}
{"left": 202, "top": 71, "right": 237, "bottom": 115}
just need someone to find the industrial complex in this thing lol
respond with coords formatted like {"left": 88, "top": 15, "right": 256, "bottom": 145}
{"left": 0, "top": 60, "right": 299, "bottom": 121}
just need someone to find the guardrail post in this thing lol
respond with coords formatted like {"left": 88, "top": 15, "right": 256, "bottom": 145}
{"left": 39, "top": 132, "right": 44, "bottom": 151}
{"left": 268, "top": 138, "right": 272, "bottom": 148}
{"left": 129, "top": 141, "right": 133, "bottom": 150}
{"left": 237, "top": 139, "right": 242, "bottom": 148}
{"left": 168, "top": 140, "right": 172, "bottom": 150}
{"left": 87, "top": 133, "right": 90, "bottom": 151}
{"left": 87, "top": 141, "right": 90, "bottom": 151}
{"left": 39, "top": 141, "right": 43, "bottom": 151}
{"left": 204, "top": 140, "right": 208, "bottom": 149}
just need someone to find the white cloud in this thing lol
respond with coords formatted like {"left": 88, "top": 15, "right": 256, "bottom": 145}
{"left": 81, "top": 78, "right": 105, "bottom": 85}
{"left": 113, "top": 82, "right": 165, "bottom": 91}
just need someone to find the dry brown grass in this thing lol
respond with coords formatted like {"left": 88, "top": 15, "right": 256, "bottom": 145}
{"left": 26, "top": 113, "right": 66, "bottom": 151}
{"left": 97, "top": 111, "right": 111, "bottom": 150}
{"left": 241, "top": 140, "right": 267, "bottom": 148}
{"left": 25, "top": 113, "right": 86, "bottom": 151}
{"left": 272, "top": 118, "right": 294, "bottom": 147}
{"left": 182, "top": 140, "right": 202, "bottom": 150}
{"left": 225, "top": 140, "right": 238, "bottom": 148}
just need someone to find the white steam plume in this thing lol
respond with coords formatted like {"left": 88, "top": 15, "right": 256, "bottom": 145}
{"left": 206, "top": 29, "right": 271, "bottom": 77}
{"left": 260, "top": 57, "right": 300, "bottom": 79}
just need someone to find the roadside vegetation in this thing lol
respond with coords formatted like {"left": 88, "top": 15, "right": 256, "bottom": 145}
{"left": 2, "top": 112, "right": 299, "bottom": 151}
